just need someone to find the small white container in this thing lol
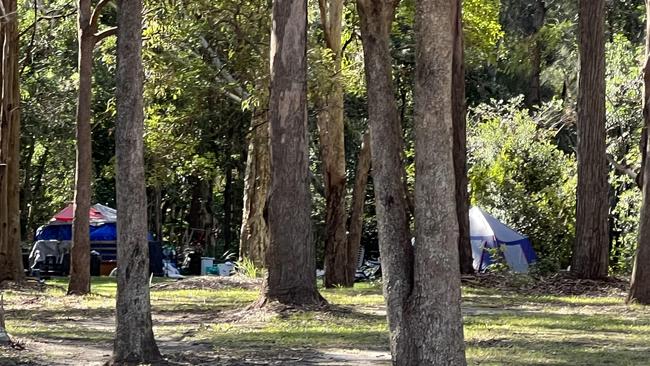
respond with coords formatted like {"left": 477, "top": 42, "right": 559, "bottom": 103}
{"left": 217, "top": 262, "right": 234, "bottom": 276}
{"left": 200, "top": 257, "right": 214, "bottom": 275}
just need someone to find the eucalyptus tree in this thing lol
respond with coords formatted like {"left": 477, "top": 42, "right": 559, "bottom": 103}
{"left": 109, "top": 0, "right": 161, "bottom": 362}
{"left": 452, "top": 0, "right": 473, "bottom": 275}
{"left": 411, "top": 0, "right": 466, "bottom": 361}
{"left": 356, "top": 0, "right": 413, "bottom": 359}
{"left": 69, "top": 0, "right": 117, "bottom": 295}
{"left": 0, "top": 0, "right": 24, "bottom": 282}
{"left": 573, "top": 0, "right": 609, "bottom": 279}
{"left": 628, "top": 0, "right": 650, "bottom": 305}
{"left": 255, "top": 0, "right": 324, "bottom": 306}
{"left": 315, "top": 0, "right": 349, "bottom": 287}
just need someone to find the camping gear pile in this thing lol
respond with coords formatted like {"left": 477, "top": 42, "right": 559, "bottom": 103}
{"left": 30, "top": 203, "right": 164, "bottom": 276}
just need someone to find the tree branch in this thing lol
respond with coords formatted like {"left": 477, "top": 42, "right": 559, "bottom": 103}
{"left": 607, "top": 153, "right": 639, "bottom": 187}
{"left": 94, "top": 26, "right": 117, "bottom": 44}
{"left": 91, "top": 0, "right": 113, "bottom": 30}
{"left": 19, "top": 11, "right": 76, "bottom": 38}
{"left": 198, "top": 36, "right": 249, "bottom": 100}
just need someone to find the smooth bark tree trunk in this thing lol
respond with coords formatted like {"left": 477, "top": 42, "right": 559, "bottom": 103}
{"left": 69, "top": 0, "right": 94, "bottom": 296}
{"left": 317, "top": 0, "right": 349, "bottom": 288}
{"left": 255, "top": 0, "right": 324, "bottom": 307}
{"left": 452, "top": 0, "right": 473, "bottom": 275}
{"left": 108, "top": 0, "right": 162, "bottom": 363}
{"left": 345, "top": 130, "right": 371, "bottom": 282}
{"left": 573, "top": 0, "right": 609, "bottom": 279}
{"left": 0, "top": 0, "right": 24, "bottom": 283}
{"left": 628, "top": 0, "right": 650, "bottom": 305}
{"left": 357, "top": 0, "right": 414, "bottom": 361}
{"left": 411, "top": 0, "right": 467, "bottom": 363}
{"left": 239, "top": 109, "right": 270, "bottom": 267}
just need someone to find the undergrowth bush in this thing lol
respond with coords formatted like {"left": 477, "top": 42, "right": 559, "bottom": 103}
{"left": 235, "top": 257, "right": 263, "bottom": 278}
{"left": 468, "top": 97, "right": 576, "bottom": 269}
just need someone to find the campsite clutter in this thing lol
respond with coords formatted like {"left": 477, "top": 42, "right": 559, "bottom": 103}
{"left": 353, "top": 206, "right": 538, "bottom": 282}
{"left": 28, "top": 203, "right": 235, "bottom": 279}
{"left": 28, "top": 203, "right": 535, "bottom": 280}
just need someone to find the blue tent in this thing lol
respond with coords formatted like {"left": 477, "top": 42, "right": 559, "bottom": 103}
{"left": 469, "top": 207, "right": 537, "bottom": 273}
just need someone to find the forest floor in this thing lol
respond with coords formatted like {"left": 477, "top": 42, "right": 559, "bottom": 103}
{"left": 0, "top": 273, "right": 649, "bottom": 365}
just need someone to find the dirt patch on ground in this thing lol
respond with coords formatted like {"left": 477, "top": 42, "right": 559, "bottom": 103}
{"left": 151, "top": 276, "right": 262, "bottom": 291}
{"left": 463, "top": 272, "right": 629, "bottom": 297}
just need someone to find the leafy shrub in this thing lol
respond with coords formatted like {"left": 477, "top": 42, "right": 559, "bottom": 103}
{"left": 468, "top": 97, "right": 577, "bottom": 269}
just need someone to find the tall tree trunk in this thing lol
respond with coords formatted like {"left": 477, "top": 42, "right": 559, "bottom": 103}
{"left": 527, "top": 37, "right": 542, "bottom": 107}
{"left": 345, "top": 131, "right": 371, "bottom": 282}
{"left": 28, "top": 147, "right": 49, "bottom": 234}
{"left": 573, "top": 0, "right": 609, "bottom": 279}
{"left": 628, "top": 0, "right": 650, "bottom": 305}
{"left": 0, "top": 293, "right": 8, "bottom": 343}
{"left": 452, "top": 0, "right": 473, "bottom": 275}
{"left": 153, "top": 186, "right": 162, "bottom": 241}
{"left": 255, "top": 0, "right": 324, "bottom": 307}
{"left": 69, "top": 0, "right": 94, "bottom": 296}
{"left": 239, "top": 109, "right": 270, "bottom": 267}
{"left": 0, "top": 0, "right": 24, "bottom": 283}
{"left": 224, "top": 166, "right": 233, "bottom": 252}
{"left": 109, "top": 0, "right": 162, "bottom": 362}
{"left": 411, "top": 0, "right": 467, "bottom": 363}
{"left": 19, "top": 139, "right": 34, "bottom": 241}
{"left": 317, "top": 0, "right": 349, "bottom": 288}
{"left": 357, "top": 0, "right": 414, "bottom": 361}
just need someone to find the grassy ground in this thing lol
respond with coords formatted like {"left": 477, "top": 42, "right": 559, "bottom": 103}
{"left": 0, "top": 276, "right": 649, "bottom": 365}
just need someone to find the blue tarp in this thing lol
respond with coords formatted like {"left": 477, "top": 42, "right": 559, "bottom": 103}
{"left": 35, "top": 223, "right": 154, "bottom": 242}
{"left": 35, "top": 223, "right": 119, "bottom": 241}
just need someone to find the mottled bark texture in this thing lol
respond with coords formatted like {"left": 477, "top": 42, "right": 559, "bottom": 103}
{"left": 628, "top": 0, "right": 650, "bottom": 305}
{"left": 0, "top": 0, "right": 24, "bottom": 283}
{"left": 452, "top": 0, "right": 473, "bottom": 275}
{"left": 411, "top": 0, "right": 467, "bottom": 363}
{"left": 256, "top": 0, "right": 324, "bottom": 307}
{"left": 357, "top": 0, "right": 415, "bottom": 361}
{"left": 573, "top": 0, "right": 609, "bottom": 279}
{"left": 69, "top": 0, "right": 94, "bottom": 296}
{"left": 108, "top": 0, "right": 162, "bottom": 363}
{"left": 345, "top": 131, "right": 371, "bottom": 282}
{"left": 317, "top": 0, "right": 349, "bottom": 288}
{"left": 239, "top": 109, "right": 270, "bottom": 267}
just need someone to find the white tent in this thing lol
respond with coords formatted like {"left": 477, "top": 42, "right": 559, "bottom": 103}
{"left": 469, "top": 207, "right": 537, "bottom": 273}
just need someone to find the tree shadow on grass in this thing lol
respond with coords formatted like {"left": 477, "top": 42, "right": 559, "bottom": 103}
{"left": 467, "top": 336, "right": 650, "bottom": 366}
{"left": 466, "top": 311, "right": 650, "bottom": 334}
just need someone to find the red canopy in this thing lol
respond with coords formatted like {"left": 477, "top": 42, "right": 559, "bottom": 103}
{"left": 51, "top": 204, "right": 106, "bottom": 222}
